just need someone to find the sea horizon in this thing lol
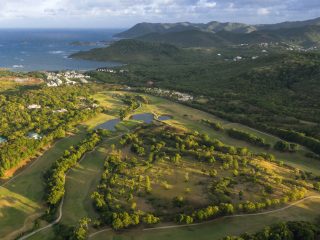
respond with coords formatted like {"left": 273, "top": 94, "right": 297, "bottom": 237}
{"left": 0, "top": 28, "right": 123, "bottom": 72}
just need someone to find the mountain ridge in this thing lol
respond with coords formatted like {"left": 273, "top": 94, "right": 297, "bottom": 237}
{"left": 134, "top": 25, "right": 320, "bottom": 48}
{"left": 115, "top": 17, "right": 320, "bottom": 39}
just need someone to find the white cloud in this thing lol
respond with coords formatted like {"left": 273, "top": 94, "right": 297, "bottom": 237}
{"left": 257, "top": 7, "right": 270, "bottom": 15}
{"left": 197, "top": 0, "right": 217, "bottom": 8}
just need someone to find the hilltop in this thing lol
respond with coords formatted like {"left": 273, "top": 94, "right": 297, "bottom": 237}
{"left": 70, "top": 39, "right": 183, "bottom": 62}
{"left": 115, "top": 17, "right": 320, "bottom": 39}
{"left": 134, "top": 25, "right": 320, "bottom": 48}
{"left": 115, "top": 17, "right": 320, "bottom": 48}
{"left": 115, "top": 21, "right": 255, "bottom": 38}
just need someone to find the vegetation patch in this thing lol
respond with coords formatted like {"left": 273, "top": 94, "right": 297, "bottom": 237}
{"left": 90, "top": 123, "right": 318, "bottom": 231}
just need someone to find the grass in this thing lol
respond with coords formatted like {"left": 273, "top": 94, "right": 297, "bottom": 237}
{"left": 85, "top": 113, "right": 117, "bottom": 130}
{"left": 148, "top": 160, "right": 211, "bottom": 208}
{"left": 91, "top": 198, "right": 320, "bottom": 240}
{"left": 0, "top": 129, "right": 87, "bottom": 239}
{"left": 27, "top": 228, "right": 56, "bottom": 240}
{"left": 61, "top": 138, "right": 117, "bottom": 226}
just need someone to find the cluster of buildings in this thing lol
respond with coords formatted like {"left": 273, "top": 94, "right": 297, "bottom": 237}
{"left": 96, "top": 68, "right": 129, "bottom": 74}
{"left": 143, "top": 88, "right": 194, "bottom": 102}
{"left": 27, "top": 104, "right": 70, "bottom": 114}
{"left": 46, "top": 71, "right": 90, "bottom": 87}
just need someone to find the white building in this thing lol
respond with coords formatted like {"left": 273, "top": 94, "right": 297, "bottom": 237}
{"left": 28, "top": 104, "right": 41, "bottom": 109}
{"left": 28, "top": 132, "right": 42, "bottom": 140}
{"left": 53, "top": 108, "right": 68, "bottom": 113}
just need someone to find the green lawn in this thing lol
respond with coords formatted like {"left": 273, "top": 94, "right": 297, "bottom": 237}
{"left": 61, "top": 138, "right": 118, "bottom": 226}
{"left": 91, "top": 198, "right": 320, "bottom": 240}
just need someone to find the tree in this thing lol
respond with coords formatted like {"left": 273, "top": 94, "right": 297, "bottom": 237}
{"left": 112, "top": 217, "right": 123, "bottom": 230}
{"left": 172, "top": 196, "right": 185, "bottom": 208}
{"left": 313, "top": 182, "right": 320, "bottom": 191}
{"left": 72, "top": 217, "right": 91, "bottom": 240}
{"left": 145, "top": 176, "right": 152, "bottom": 193}
{"left": 239, "top": 191, "right": 244, "bottom": 200}
{"left": 143, "top": 214, "right": 160, "bottom": 225}
{"left": 184, "top": 172, "right": 189, "bottom": 182}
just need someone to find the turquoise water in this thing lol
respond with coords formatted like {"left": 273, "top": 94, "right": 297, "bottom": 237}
{"left": 0, "top": 29, "right": 123, "bottom": 71}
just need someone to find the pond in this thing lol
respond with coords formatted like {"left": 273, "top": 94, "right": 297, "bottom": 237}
{"left": 95, "top": 113, "right": 170, "bottom": 132}
{"left": 95, "top": 118, "right": 120, "bottom": 131}
{"left": 130, "top": 113, "right": 154, "bottom": 124}
{"left": 158, "top": 115, "right": 173, "bottom": 121}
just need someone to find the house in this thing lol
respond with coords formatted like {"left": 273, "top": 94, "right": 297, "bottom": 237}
{"left": 233, "top": 56, "right": 242, "bottom": 61}
{"left": 92, "top": 104, "right": 99, "bottom": 108}
{"left": 28, "top": 132, "right": 42, "bottom": 140}
{"left": 28, "top": 104, "right": 41, "bottom": 109}
{"left": 53, "top": 108, "right": 68, "bottom": 113}
{"left": 79, "top": 78, "right": 88, "bottom": 83}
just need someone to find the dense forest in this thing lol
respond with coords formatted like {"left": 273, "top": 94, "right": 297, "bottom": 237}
{"left": 0, "top": 85, "right": 102, "bottom": 176}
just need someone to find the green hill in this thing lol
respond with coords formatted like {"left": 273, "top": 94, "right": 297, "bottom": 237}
{"left": 134, "top": 25, "right": 320, "bottom": 48}
{"left": 258, "top": 17, "right": 320, "bottom": 30}
{"left": 115, "top": 17, "right": 320, "bottom": 39}
{"left": 136, "top": 30, "right": 230, "bottom": 48}
{"left": 217, "top": 25, "right": 320, "bottom": 47}
{"left": 70, "top": 39, "right": 183, "bottom": 62}
{"left": 115, "top": 21, "right": 255, "bottom": 38}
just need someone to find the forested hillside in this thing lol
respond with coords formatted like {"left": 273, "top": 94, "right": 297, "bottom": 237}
{"left": 135, "top": 25, "right": 320, "bottom": 48}
{"left": 71, "top": 39, "right": 183, "bottom": 62}
{"left": 115, "top": 17, "right": 320, "bottom": 39}
{"left": 74, "top": 38, "right": 320, "bottom": 156}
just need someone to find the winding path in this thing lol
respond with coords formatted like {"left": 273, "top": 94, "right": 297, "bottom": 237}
{"left": 87, "top": 195, "right": 320, "bottom": 238}
{"left": 18, "top": 198, "right": 64, "bottom": 240}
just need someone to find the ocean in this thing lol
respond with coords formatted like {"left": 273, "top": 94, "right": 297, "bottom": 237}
{"left": 0, "top": 29, "right": 123, "bottom": 72}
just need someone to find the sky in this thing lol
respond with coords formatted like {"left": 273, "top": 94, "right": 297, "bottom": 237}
{"left": 0, "top": 0, "right": 319, "bottom": 28}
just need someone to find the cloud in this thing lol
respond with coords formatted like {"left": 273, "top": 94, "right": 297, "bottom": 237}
{"left": 0, "top": 0, "right": 318, "bottom": 27}
{"left": 197, "top": 0, "right": 217, "bottom": 8}
{"left": 257, "top": 8, "right": 270, "bottom": 15}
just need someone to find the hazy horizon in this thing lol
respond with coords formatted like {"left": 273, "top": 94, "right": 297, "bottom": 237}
{"left": 0, "top": 0, "right": 319, "bottom": 28}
